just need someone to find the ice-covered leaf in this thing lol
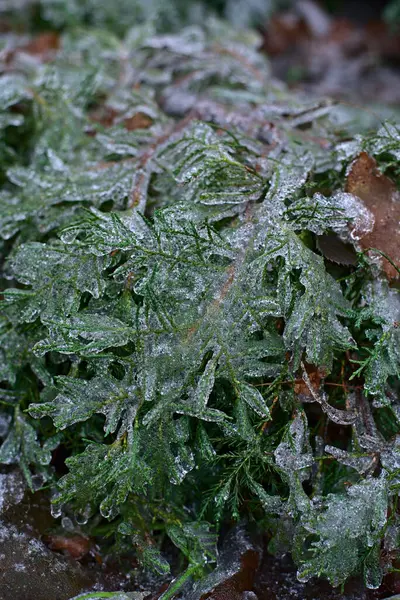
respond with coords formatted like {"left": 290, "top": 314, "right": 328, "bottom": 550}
{"left": 53, "top": 433, "right": 147, "bottom": 520}
{"left": 257, "top": 226, "right": 354, "bottom": 370}
{"left": 237, "top": 382, "right": 270, "bottom": 418}
{"left": 353, "top": 280, "right": 400, "bottom": 399}
{"left": 296, "top": 478, "right": 388, "bottom": 587}
{"left": 33, "top": 314, "right": 134, "bottom": 356}
{"left": 29, "top": 374, "right": 139, "bottom": 435}
{"left": 166, "top": 521, "right": 217, "bottom": 565}
{"left": 0, "top": 409, "right": 52, "bottom": 488}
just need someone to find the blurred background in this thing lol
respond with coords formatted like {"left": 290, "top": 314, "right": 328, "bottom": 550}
{"left": 1, "top": 0, "right": 400, "bottom": 106}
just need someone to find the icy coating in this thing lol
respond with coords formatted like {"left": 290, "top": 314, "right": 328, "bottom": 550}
{"left": 0, "top": 11, "right": 400, "bottom": 599}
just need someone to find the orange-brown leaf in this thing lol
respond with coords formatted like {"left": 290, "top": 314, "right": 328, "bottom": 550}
{"left": 345, "top": 151, "right": 400, "bottom": 280}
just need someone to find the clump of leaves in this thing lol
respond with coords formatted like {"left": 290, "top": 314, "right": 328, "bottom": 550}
{"left": 0, "top": 8, "right": 400, "bottom": 599}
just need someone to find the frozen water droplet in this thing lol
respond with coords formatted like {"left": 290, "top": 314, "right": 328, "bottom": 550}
{"left": 31, "top": 474, "right": 45, "bottom": 491}
{"left": 76, "top": 504, "right": 91, "bottom": 525}
{"left": 50, "top": 503, "right": 62, "bottom": 519}
{"left": 61, "top": 517, "right": 74, "bottom": 531}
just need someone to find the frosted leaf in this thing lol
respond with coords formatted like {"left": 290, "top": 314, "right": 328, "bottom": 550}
{"left": 70, "top": 593, "right": 149, "bottom": 600}
{"left": 0, "top": 74, "right": 30, "bottom": 110}
{"left": 169, "top": 451, "right": 195, "bottom": 485}
{"left": 363, "top": 279, "right": 400, "bottom": 328}
{"left": 256, "top": 226, "right": 354, "bottom": 370}
{"left": 364, "top": 542, "right": 383, "bottom": 589}
{"left": 96, "top": 129, "right": 140, "bottom": 157}
{"left": 146, "top": 27, "right": 205, "bottom": 56}
{"left": 283, "top": 193, "right": 349, "bottom": 235}
{"left": 247, "top": 477, "right": 282, "bottom": 514}
{"left": 274, "top": 411, "right": 313, "bottom": 482}
{"left": 8, "top": 242, "right": 110, "bottom": 322}
{"left": 0, "top": 414, "right": 11, "bottom": 438}
{"left": 368, "top": 122, "right": 400, "bottom": 161}
{"left": 297, "top": 477, "right": 388, "bottom": 587}
{"left": 8, "top": 160, "right": 135, "bottom": 211}
{"left": 0, "top": 412, "right": 52, "bottom": 475}
{"left": 333, "top": 191, "right": 375, "bottom": 240}
{"left": 192, "top": 357, "right": 217, "bottom": 411}
{"left": 380, "top": 435, "right": 400, "bottom": 483}
{"left": 335, "top": 137, "right": 362, "bottom": 164}
{"left": 237, "top": 382, "right": 270, "bottom": 419}
{"left": 30, "top": 374, "right": 138, "bottom": 435}
{"left": 160, "top": 121, "right": 263, "bottom": 215}
{"left": 384, "top": 522, "right": 400, "bottom": 552}
{"left": 324, "top": 445, "right": 375, "bottom": 474}
{"left": 261, "top": 154, "right": 313, "bottom": 218}
{"left": 34, "top": 313, "right": 133, "bottom": 356}
{"left": 0, "top": 192, "right": 27, "bottom": 241}
{"left": 355, "top": 281, "right": 400, "bottom": 398}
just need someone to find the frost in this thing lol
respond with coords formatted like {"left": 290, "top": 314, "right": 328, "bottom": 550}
{"left": 0, "top": 471, "right": 25, "bottom": 513}
{"left": 333, "top": 191, "right": 375, "bottom": 239}
{"left": 297, "top": 477, "right": 388, "bottom": 587}
{"left": 70, "top": 593, "right": 149, "bottom": 600}
{"left": 301, "top": 362, "right": 357, "bottom": 425}
{"left": 368, "top": 122, "right": 400, "bottom": 161}
{"left": 275, "top": 412, "right": 313, "bottom": 479}
{"left": 324, "top": 445, "right": 375, "bottom": 474}
{"left": 1, "top": 11, "right": 400, "bottom": 594}
{"left": 0, "top": 414, "right": 11, "bottom": 438}
{"left": 237, "top": 382, "right": 271, "bottom": 418}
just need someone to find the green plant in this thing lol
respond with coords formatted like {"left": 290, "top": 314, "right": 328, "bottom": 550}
{"left": 1, "top": 8, "right": 400, "bottom": 598}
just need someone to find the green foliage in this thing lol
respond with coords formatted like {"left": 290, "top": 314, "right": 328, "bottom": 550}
{"left": 0, "top": 7, "right": 400, "bottom": 598}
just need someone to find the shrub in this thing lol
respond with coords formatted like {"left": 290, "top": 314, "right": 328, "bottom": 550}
{"left": 0, "top": 10, "right": 400, "bottom": 598}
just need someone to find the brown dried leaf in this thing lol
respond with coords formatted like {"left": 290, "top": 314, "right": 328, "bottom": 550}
{"left": 345, "top": 152, "right": 400, "bottom": 280}
{"left": 21, "top": 33, "right": 60, "bottom": 56}
{"left": 90, "top": 108, "right": 152, "bottom": 131}
{"left": 294, "top": 363, "right": 323, "bottom": 400}
{"left": 123, "top": 112, "right": 153, "bottom": 131}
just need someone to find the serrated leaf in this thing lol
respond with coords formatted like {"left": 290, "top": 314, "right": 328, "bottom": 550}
{"left": 29, "top": 374, "right": 138, "bottom": 435}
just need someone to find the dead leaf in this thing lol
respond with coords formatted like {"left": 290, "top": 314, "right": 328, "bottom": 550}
{"left": 345, "top": 151, "right": 400, "bottom": 280}
{"left": 89, "top": 106, "right": 118, "bottom": 128}
{"left": 89, "top": 108, "right": 152, "bottom": 131}
{"left": 123, "top": 112, "right": 153, "bottom": 131}
{"left": 22, "top": 33, "right": 60, "bottom": 56}
{"left": 44, "top": 534, "right": 92, "bottom": 560}
{"left": 294, "top": 363, "right": 323, "bottom": 400}
{"left": 261, "top": 13, "right": 308, "bottom": 56}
